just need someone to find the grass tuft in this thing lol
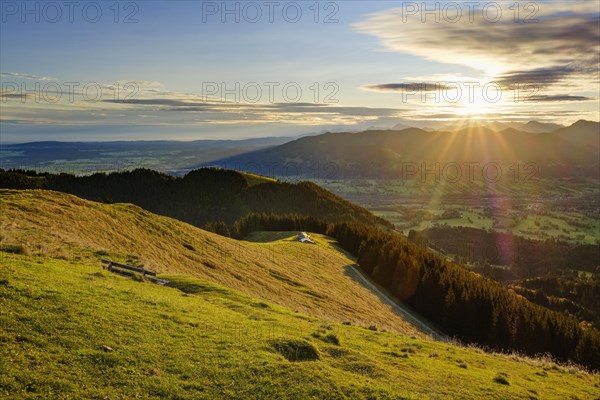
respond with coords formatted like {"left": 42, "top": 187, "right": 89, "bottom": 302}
{"left": 312, "top": 332, "right": 341, "bottom": 346}
{"left": 401, "top": 345, "right": 417, "bottom": 354}
{"left": 493, "top": 372, "right": 510, "bottom": 385}
{"left": 182, "top": 243, "right": 195, "bottom": 251}
{"left": 0, "top": 244, "right": 27, "bottom": 254}
{"left": 270, "top": 338, "right": 320, "bottom": 361}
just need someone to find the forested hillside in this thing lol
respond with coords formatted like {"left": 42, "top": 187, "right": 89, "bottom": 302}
{"left": 418, "top": 225, "right": 600, "bottom": 276}
{"left": 0, "top": 168, "right": 391, "bottom": 229}
{"left": 334, "top": 222, "right": 600, "bottom": 370}
{"left": 411, "top": 226, "right": 600, "bottom": 327}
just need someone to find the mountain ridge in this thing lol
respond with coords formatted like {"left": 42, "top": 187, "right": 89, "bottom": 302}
{"left": 205, "top": 121, "right": 600, "bottom": 179}
{"left": 0, "top": 168, "right": 391, "bottom": 228}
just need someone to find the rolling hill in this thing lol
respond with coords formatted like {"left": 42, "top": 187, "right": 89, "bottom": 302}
{"left": 0, "top": 168, "right": 391, "bottom": 229}
{"left": 1, "top": 189, "right": 599, "bottom": 399}
{"left": 0, "top": 189, "right": 407, "bottom": 334}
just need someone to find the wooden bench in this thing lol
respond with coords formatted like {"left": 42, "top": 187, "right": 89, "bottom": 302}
{"left": 101, "top": 259, "right": 169, "bottom": 285}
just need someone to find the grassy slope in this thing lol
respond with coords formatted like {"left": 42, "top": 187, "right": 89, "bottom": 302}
{"left": 2, "top": 254, "right": 599, "bottom": 399}
{"left": 0, "top": 189, "right": 416, "bottom": 335}
{"left": 1, "top": 189, "right": 599, "bottom": 399}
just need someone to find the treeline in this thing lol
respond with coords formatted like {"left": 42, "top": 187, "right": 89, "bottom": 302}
{"left": 203, "top": 213, "right": 329, "bottom": 239}
{"left": 509, "top": 284, "right": 599, "bottom": 328}
{"left": 232, "top": 213, "right": 329, "bottom": 239}
{"left": 418, "top": 226, "right": 600, "bottom": 276}
{"left": 514, "top": 276, "right": 600, "bottom": 327}
{"left": 0, "top": 168, "right": 391, "bottom": 229}
{"left": 214, "top": 213, "right": 600, "bottom": 370}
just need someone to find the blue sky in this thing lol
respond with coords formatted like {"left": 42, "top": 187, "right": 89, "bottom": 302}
{"left": 1, "top": 1, "right": 598, "bottom": 142}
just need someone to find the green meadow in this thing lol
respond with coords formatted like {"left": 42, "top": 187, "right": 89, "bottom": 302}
{"left": 0, "top": 190, "right": 598, "bottom": 399}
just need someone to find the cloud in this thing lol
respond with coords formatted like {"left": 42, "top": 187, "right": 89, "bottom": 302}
{"left": 0, "top": 92, "right": 36, "bottom": 100}
{"left": 524, "top": 95, "right": 593, "bottom": 102}
{"left": 364, "top": 83, "right": 450, "bottom": 92}
{"left": 355, "top": 3, "right": 599, "bottom": 73}
{"left": 103, "top": 98, "right": 215, "bottom": 107}
{"left": 3, "top": 87, "right": 408, "bottom": 133}
{"left": 0, "top": 72, "right": 56, "bottom": 81}
{"left": 114, "top": 80, "right": 163, "bottom": 88}
{"left": 355, "top": 2, "right": 599, "bottom": 111}
{"left": 261, "top": 103, "right": 402, "bottom": 117}
{"left": 495, "top": 65, "right": 578, "bottom": 89}
{"left": 103, "top": 98, "right": 402, "bottom": 118}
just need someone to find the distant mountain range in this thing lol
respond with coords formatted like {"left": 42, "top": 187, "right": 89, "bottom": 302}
{"left": 1, "top": 120, "right": 597, "bottom": 179}
{"left": 486, "top": 120, "right": 565, "bottom": 133}
{"left": 433, "top": 120, "right": 565, "bottom": 134}
{"left": 205, "top": 120, "right": 599, "bottom": 180}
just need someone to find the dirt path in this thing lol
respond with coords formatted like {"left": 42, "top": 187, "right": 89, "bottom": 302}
{"left": 347, "top": 265, "right": 448, "bottom": 341}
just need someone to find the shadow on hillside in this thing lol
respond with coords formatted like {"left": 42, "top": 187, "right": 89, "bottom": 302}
{"left": 343, "top": 264, "right": 446, "bottom": 340}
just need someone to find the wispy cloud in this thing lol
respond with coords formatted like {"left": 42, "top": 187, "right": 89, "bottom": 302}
{"left": 104, "top": 98, "right": 216, "bottom": 107}
{"left": 363, "top": 83, "right": 449, "bottom": 92}
{"left": 0, "top": 71, "right": 57, "bottom": 81}
{"left": 0, "top": 92, "right": 36, "bottom": 100}
{"left": 524, "top": 95, "right": 593, "bottom": 102}
{"left": 2, "top": 79, "right": 409, "bottom": 135}
{"left": 102, "top": 98, "right": 403, "bottom": 118}
{"left": 495, "top": 65, "right": 588, "bottom": 90}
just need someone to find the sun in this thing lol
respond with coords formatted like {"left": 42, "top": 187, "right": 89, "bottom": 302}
{"left": 455, "top": 97, "right": 495, "bottom": 117}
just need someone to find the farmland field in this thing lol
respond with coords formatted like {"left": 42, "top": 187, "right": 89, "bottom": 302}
{"left": 312, "top": 178, "right": 600, "bottom": 245}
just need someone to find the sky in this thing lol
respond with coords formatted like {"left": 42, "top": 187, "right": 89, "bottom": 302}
{"left": 1, "top": 0, "right": 599, "bottom": 142}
